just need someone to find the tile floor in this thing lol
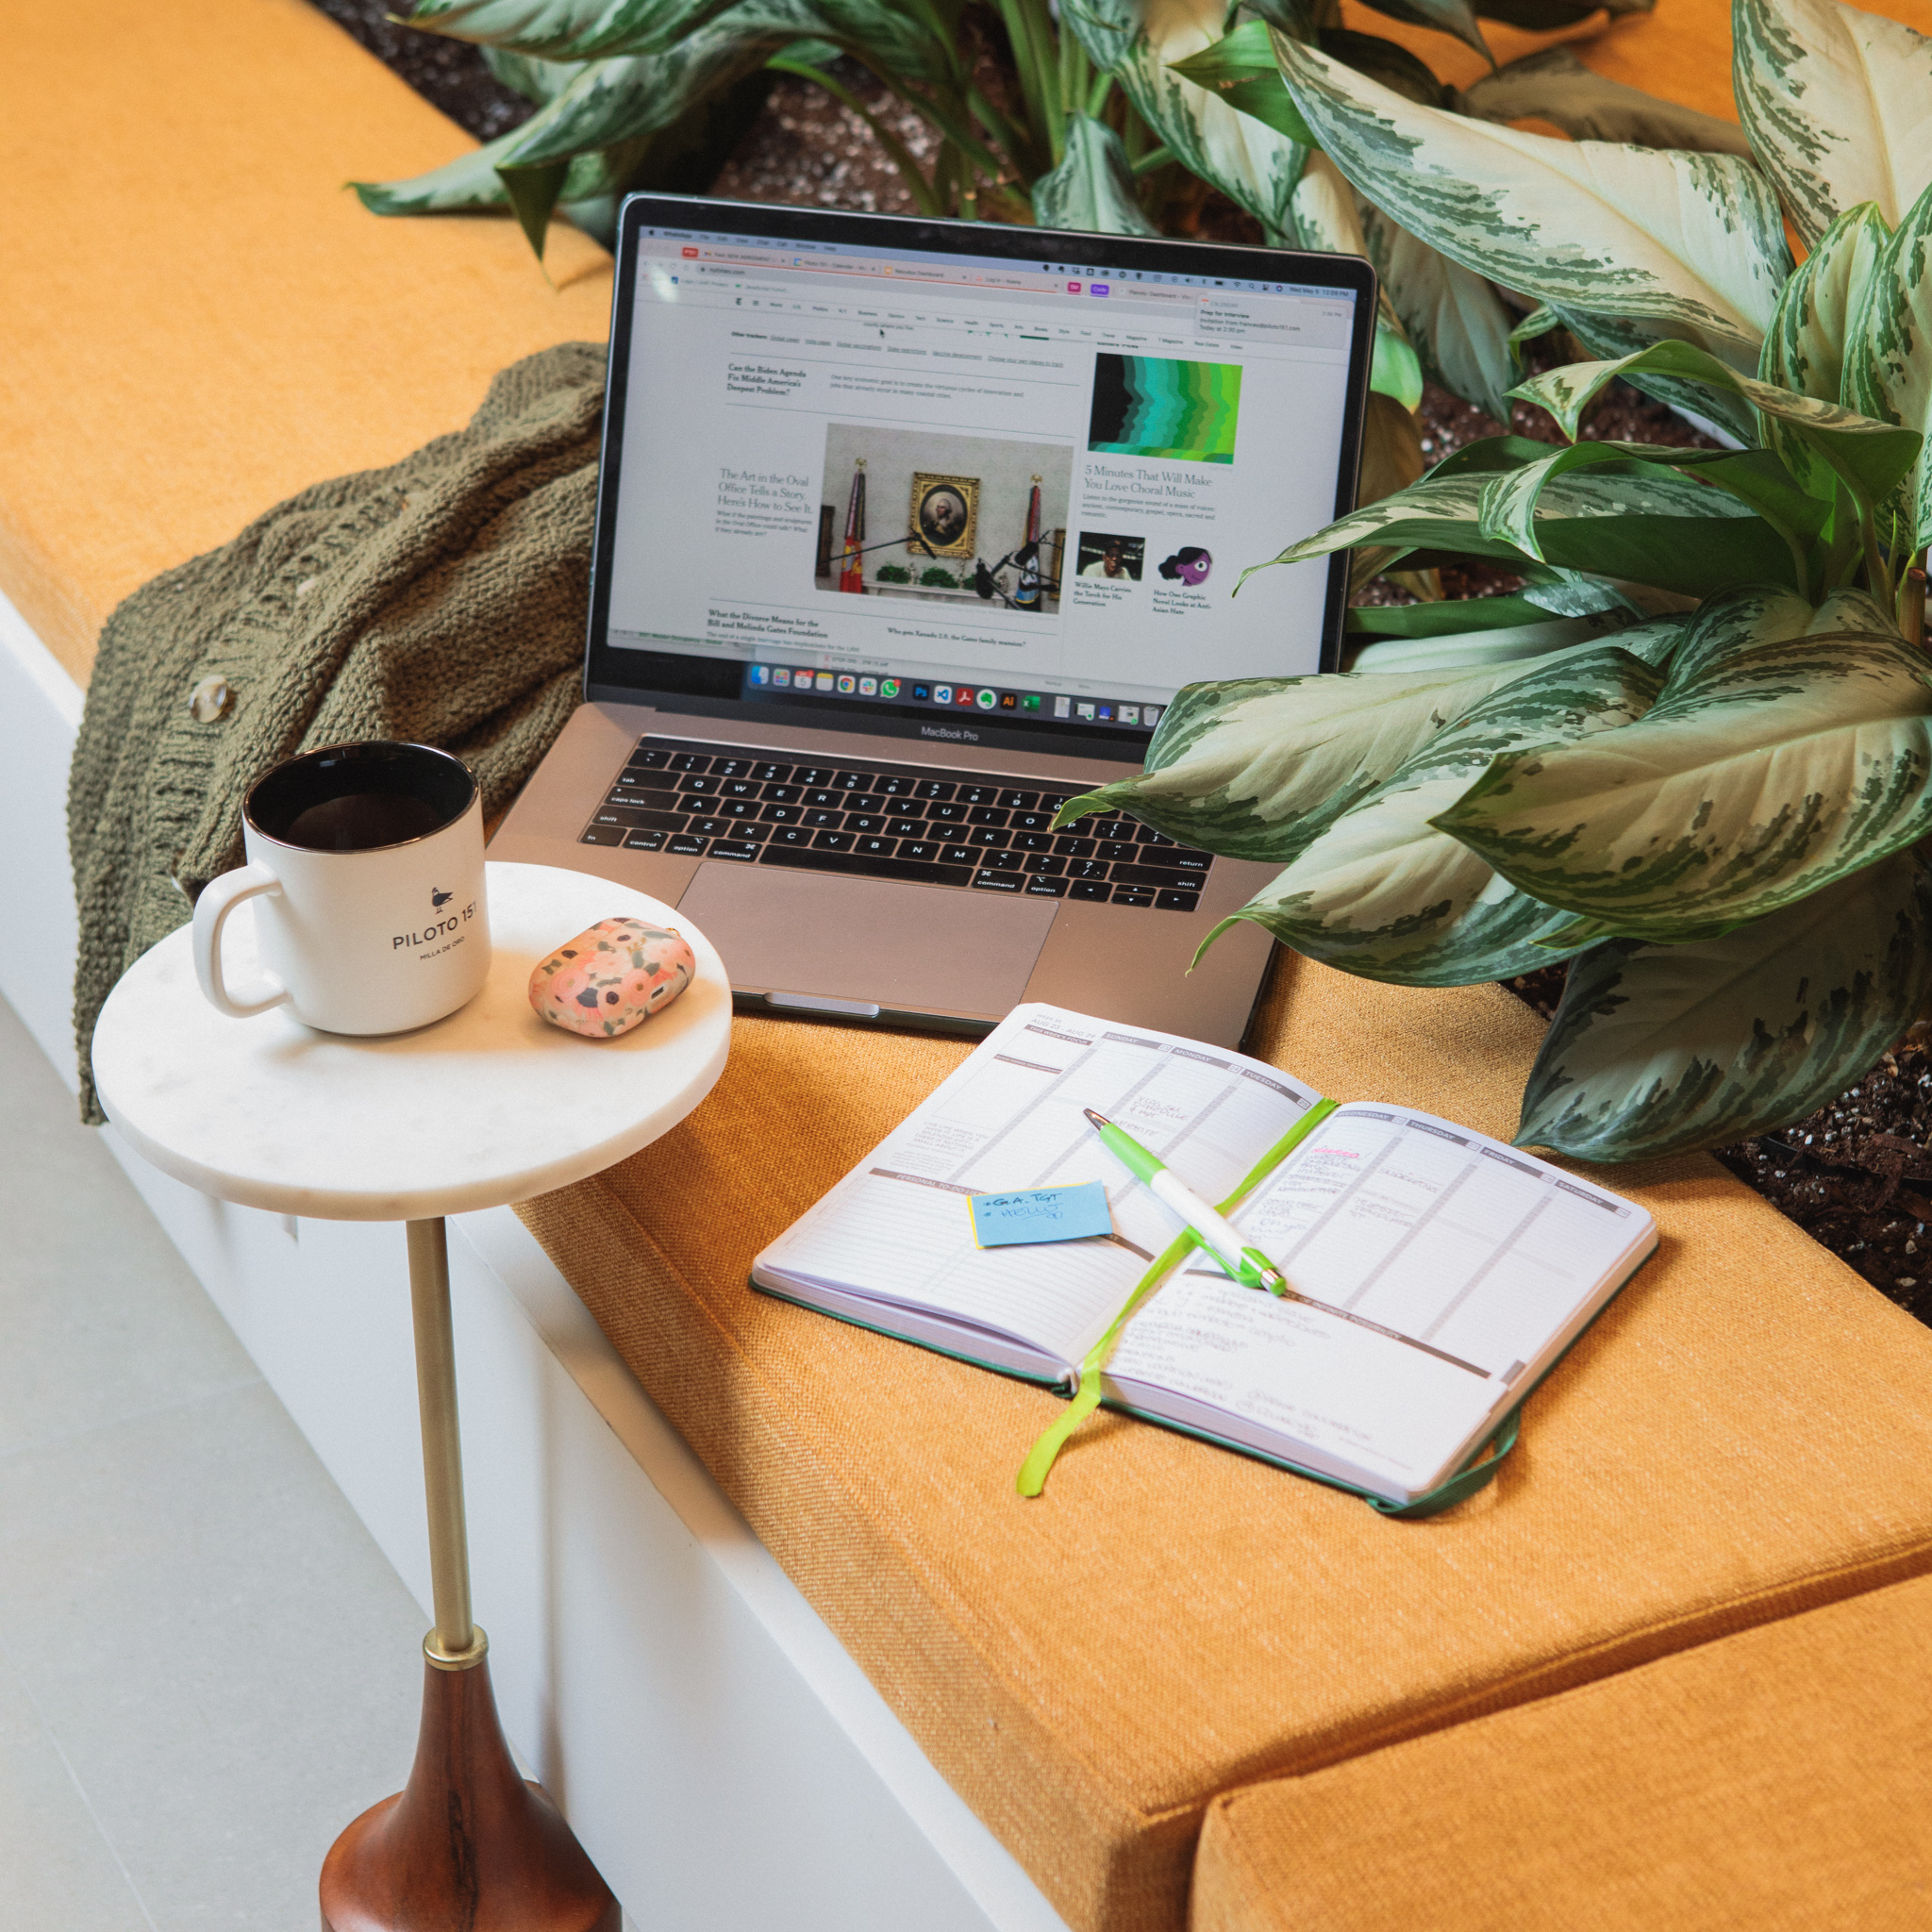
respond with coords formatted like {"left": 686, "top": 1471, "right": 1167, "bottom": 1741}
{"left": 0, "top": 988, "right": 440, "bottom": 1927}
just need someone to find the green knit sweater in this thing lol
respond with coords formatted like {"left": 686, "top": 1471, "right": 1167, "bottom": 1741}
{"left": 67, "top": 341, "right": 604, "bottom": 1121}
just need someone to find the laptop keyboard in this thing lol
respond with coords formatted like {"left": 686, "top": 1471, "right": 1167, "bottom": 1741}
{"left": 575, "top": 736, "right": 1211, "bottom": 911}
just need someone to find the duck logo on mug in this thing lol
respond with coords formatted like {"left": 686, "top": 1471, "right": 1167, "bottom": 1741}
{"left": 192, "top": 741, "right": 491, "bottom": 1035}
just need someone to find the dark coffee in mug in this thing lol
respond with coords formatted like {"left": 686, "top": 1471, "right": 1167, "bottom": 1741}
{"left": 248, "top": 742, "right": 475, "bottom": 853}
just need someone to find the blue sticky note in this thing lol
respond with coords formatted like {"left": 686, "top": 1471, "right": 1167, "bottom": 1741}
{"left": 969, "top": 1181, "right": 1113, "bottom": 1248}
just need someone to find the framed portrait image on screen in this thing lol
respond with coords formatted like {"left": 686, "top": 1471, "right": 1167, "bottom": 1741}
{"left": 908, "top": 472, "right": 978, "bottom": 559}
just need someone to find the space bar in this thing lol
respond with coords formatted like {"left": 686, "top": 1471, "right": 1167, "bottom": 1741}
{"left": 758, "top": 846, "right": 975, "bottom": 889}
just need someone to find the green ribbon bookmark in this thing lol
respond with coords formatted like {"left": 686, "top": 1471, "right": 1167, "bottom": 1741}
{"left": 1016, "top": 1098, "right": 1340, "bottom": 1498}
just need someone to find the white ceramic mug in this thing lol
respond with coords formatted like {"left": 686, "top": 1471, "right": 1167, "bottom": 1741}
{"left": 193, "top": 741, "right": 491, "bottom": 1034}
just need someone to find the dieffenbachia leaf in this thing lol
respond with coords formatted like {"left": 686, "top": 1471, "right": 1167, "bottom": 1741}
{"left": 1458, "top": 47, "right": 1752, "bottom": 156}
{"left": 1273, "top": 34, "right": 1791, "bottom": 375}
{"left": 1033, "top": 115, "right": 1159, "bottom": 234}
{"left": 352, "top": 112, "right": 644, "bottom": 216}
{"left": 1167, "top": 20, "right": 1318, "bottom": 145}
{"left": 1435, "top": 585, "right": 1932, "bottom": 945}
{"left": 404, "top": 0, "right": 736, "bottom": 58}
{"left": 1359, "top": 202, "right": 1515, "bottom": 422}
{"left": 1475, "top": 0, "right": 1656, "bottom": 25}
{"left": 484, "top": 45, "right": 587, "bottom": 101}
{"left": 1516, "top": 846, "right": 1932, "bottom": 1160}
{"left": 1051, "top": 658, "right": 1565, "bottom": 860}
{"left": 1246, "top": 459, "right": 1798, "bottom": 601}
{"left": 1733, "top": 0, "right": 1932, "bottom": 250}
{"left": 1510, "top": 338, "right": 1923, "bottom": 515}
{"left": 1844, "top": 179, "right": 1932, "bottom": 553}
{"left": 1210, "top": 645, "right": 1662, "bottom": 984}
{"left": 1477, "top": 442, "right": 1828, "bottom": 579}
{"left": 1759, "top": 200, "right": 1890, "bottom": 498}
{"left": 1071, "top": 0, "right": 1311, "bottom": 238}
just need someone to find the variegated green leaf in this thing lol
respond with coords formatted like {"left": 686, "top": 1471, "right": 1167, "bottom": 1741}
{"left": 1844, "top": 179, "right": 1932, "bottom": 553}
{"left": 1033, "top": 115, "right": 1159, "bottom": 234}
{"left": 1052, "top": 658, "right": 1565, "bottom": 860}
{"left": 1167, "top": 20, "right": 1318, "bottom": 144}
{"left": 1359, "top": 202, "right": 1515, "bottom": 422}
{"left": 1459, "top": 47, "right": 1752, "bottom": 156}
{"left": 405, "top": 0, "right": 735, "bottom": 59}
{"left": 1318, "top": 27, "right": 1448, "bottom": 107}
{"left": 1274, "top": 33, "right": 1791, "bottom": 373}
{"left": 1352, "top": 0, "right": 1493, "bottom": 69}
{"left": 1759, "top": 200, "right": 1891, "bottom": 508}
{"left": 1516, "top": 846, "right": 1932, "bottom": 1160}
{"left": 1733, "top": 0, "right": 1932, "bottom": 249}
{"left": 1511, "top": 338, "right": 1921, "bottom": 515}
{"left": 353, "top": 116, "right": 642, "bottom": 216}
{"left": 1349, "top": 612, "right": 1680, "bottom": 676}
{"left": 1435, "top": 586, "right": 1932, "bottom": 945}
{"left": 1075, "top": 0, "right": 1311, "bottom": 237}
{"left": 484, "top": 45, "right": 588, "bottom": 101}
{"left": 1211, "top": 645, "right": 1662, "bottom": 984}
{"left": 1248, "top": 459, "right": 1796, "bottom": 600}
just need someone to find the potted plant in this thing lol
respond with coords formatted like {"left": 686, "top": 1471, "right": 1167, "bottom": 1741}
{"left": 1058, "top": 0, "right": 1932, "bottom": 1163}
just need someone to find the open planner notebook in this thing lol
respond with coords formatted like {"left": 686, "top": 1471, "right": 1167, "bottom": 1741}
{"left": 752, "top": 1004, "right": 1657, "bottom": 1504}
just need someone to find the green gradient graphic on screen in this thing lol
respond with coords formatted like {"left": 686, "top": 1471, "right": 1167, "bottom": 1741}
{"left": 1087, "top": 355, "right": 1242, "bottom": 465}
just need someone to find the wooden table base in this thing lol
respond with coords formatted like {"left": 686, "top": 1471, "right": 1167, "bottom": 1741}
{"left": 320, "top": 1656, "right": 619, "bottom": 1932}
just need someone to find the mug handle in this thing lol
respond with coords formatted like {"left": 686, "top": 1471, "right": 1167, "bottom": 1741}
{"left": 192, "top": 864, "right": 292, "bottom": 1019}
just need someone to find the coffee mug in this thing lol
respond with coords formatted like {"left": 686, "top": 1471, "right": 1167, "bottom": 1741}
{"left": 193, "top": 741, "right": 491, "bottom": 1033}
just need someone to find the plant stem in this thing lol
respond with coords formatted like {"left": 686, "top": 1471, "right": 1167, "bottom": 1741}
{"left": 1130, "top": 142, "right": 1174, "bottom": 175}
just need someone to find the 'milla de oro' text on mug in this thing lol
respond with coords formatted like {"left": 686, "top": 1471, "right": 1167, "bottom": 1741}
{"left": 192, "top": 741, "right": 491, "bottom": 1034}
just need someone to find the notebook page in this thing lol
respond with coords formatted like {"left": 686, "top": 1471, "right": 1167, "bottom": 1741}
{"left": 1102, "top": 1107, "right": 1654, "bottom": 1492}
{"left": 755, "top": 1004, "right": 1320, "bottom": 1367}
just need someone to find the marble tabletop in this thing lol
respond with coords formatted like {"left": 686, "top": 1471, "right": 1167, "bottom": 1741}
{"left": 92, "top": 861, "right": 732, "bottom": 1221}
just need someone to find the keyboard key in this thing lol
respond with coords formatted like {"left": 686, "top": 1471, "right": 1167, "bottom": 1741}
{"left": 668, "top": 834, "right": 709, "bottom": 856}
{"left": 997, "top": 790, "right": 1038, "bottom": 810}
{"left": 971, "top": 826, "right": 1009, "bottom": 849}
{"left": 608, "top": 785, "right": 681, "bottom": 809}
{"left": 762, "top": 803, "right": 804, "bottom": 824}
{"left": 727, "top": 820, "right": 770, "bottom": 843}
{"left": 854, "top": 835, "right": 897, "bottom": 858}
{"left": 972, "top": 869, "right": 1024, "bottom": 892}
{"left": 1069, "top": 879, "right": 1111, "bottom": 901}
{"left": 760, "top": 783, "right": 802, "bottom": 803}
{"left": 670, "top": 753, "right": 711, "bottom": 773}
{"left": 984, "top": 849, "right": 1024, "bottom": 871}
{"left": 887, "top": 817, "right": 924, "bottom": 838}
{"left": 688, "top": 817, "right": 733, "bottom": 839}
{"left": 803, "top": 808, "right": 844, "bottom": 829}
{"left": 845, "top": 814, "right": 889, "bottom": 835}
{"left": 899, "top": 841, "right": 937, "bottom": 862}
{"left": 843, "top": 794, "right": 885, "bottom": 816}
{"left": 1137, "top": 825, "right": 1176, "bottom": 846}
{"left": 760, "top": 846, "right": 974, "bottom": 889}
{"left": 678, "top": 774, "right": 719, "bottom": 795}
{"left": 752, "top": 761, "right": 791, "bottom": 783}
{"left": 874, "top": 774, "right": 913, "bottom": 796}
{"left": 1111, "top": 887, "right": 1155, "bottom": 907}
{"left": 1156, "top": 889, "right": 1202, "bottom": 911}
{"left": 1024, "top": 852, "right": 1066, "bottom": 874}
{"left": 712, "top": 757, "right": 756, "bottom": 777}
{"left": 812, "top": 829, "right": 855, "bottom": 852}
{"left": 793, "top": 765, "right": 836, "bottom": 787}
{"left": 719, "top": 777, "right": 760, "bottom": 799}
{"left": 914, "top": 779, "right": 957, "bottom": 800}
{"left": 1012, "top": 832, "right": 1055, "bottom": 854}
{"left": 1098, "top": 841, "right": 1139, "bottom": 863}
{"left": 709, "top": 841, "right": 760, "bottom": 862}
{"left": 940, "top": 844, "right": 976, "bottom": 866}
{"left": 623, "top": 829, "right": 667, "bottom": 851}
{"left": 1024, "top": 876, "right": 1067, "bottom": 898}
{"left": 1089, "top": 818, "right": 1136, "bottom": 841}
{"left": 579, "top": 824, "right": 624, "bottom": 846}
{"left": 720, "top": 797, "right": 761, "bottom": 819}
{"left": 926, "top": 800, "right": 969, "bottom": 824}
{"left": 1111, "top": 862, "right": 1195, "bottom": 891}
{"left": 968, "top": 806, "right": 1009, "bottom": 827}
{"left": 1010, "top": 811, "right": 1054, "bottom": 833}
{"left": 959, "top": 784, "right": 1000, "bottom": 806}
{"left": 768, "top": 825, "right": 815, "bottom": 849}
{"left": 1054, "top": 834, "right": 1097, "bottom": 858}
{"left": 1068, "top": 858, "right": 1111, "bottom": 881}
{"left": 592, "top": 807, "right": 684, "bottom": 832}
{"left": 1171, "top": 851, "right": 1212, "bottom": 874}
{"left": 804, "top": 789, "right": 842, "bottom": 808}
{"left": 628, "top": 747, "right": 672, "bottom": 770}
{"left": 832, "top": 771, "right": 876, "bottom": 791}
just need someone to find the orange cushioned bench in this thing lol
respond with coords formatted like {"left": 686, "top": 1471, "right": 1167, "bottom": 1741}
{"left": 8, "top": 3, "right": 1932, "bottom": 1931}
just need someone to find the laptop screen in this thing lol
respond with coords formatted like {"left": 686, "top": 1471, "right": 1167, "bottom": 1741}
{"left": 585, "top": 196, "right": 1375, "bottom": 753}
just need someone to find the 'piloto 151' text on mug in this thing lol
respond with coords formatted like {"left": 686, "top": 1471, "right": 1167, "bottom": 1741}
{"left": 394, "top": 901, "right": 478, "bottom": 949}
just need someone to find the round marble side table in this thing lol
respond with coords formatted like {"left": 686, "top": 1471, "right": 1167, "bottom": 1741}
{"left": 92, "top": 860, "right": 732, "bottom": 1932}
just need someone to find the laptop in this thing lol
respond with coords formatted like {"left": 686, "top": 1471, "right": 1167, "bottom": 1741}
{"left": 490, "top": 192, "right": 1376, "bottom": 1048}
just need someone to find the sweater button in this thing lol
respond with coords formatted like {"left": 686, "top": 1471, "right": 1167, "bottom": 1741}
{"left": 188, "top": 675, "right": 232, "bottom": 724}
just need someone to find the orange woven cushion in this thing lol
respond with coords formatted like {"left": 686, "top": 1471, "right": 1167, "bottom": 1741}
{"left": 516, "top": 956, "right": 1932, "bottom": 1932}
{"left": 1191, "top": 1568, "right": 1932, "bottom": 1932}
{"left": 0, "top": 0, "right": 610, "bottom": 685}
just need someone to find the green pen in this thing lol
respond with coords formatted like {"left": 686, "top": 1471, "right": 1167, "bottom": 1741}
{"left": 1083, "top": 1108, "right": 1288, "bottom": 1293}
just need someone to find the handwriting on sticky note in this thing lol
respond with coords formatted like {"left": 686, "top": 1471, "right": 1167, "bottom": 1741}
{"left": 969, "top": 1180, "right": 1114, "bottom": 1249}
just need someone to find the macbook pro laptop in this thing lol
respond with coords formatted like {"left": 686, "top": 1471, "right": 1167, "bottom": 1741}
{"left": 490, "top": 192, "right": 1375, "bottom": 1047}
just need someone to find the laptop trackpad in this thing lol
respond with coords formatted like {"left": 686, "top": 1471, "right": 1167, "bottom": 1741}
{"left": 676, "top": 862, "right": 1055, "bottom": 1017}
